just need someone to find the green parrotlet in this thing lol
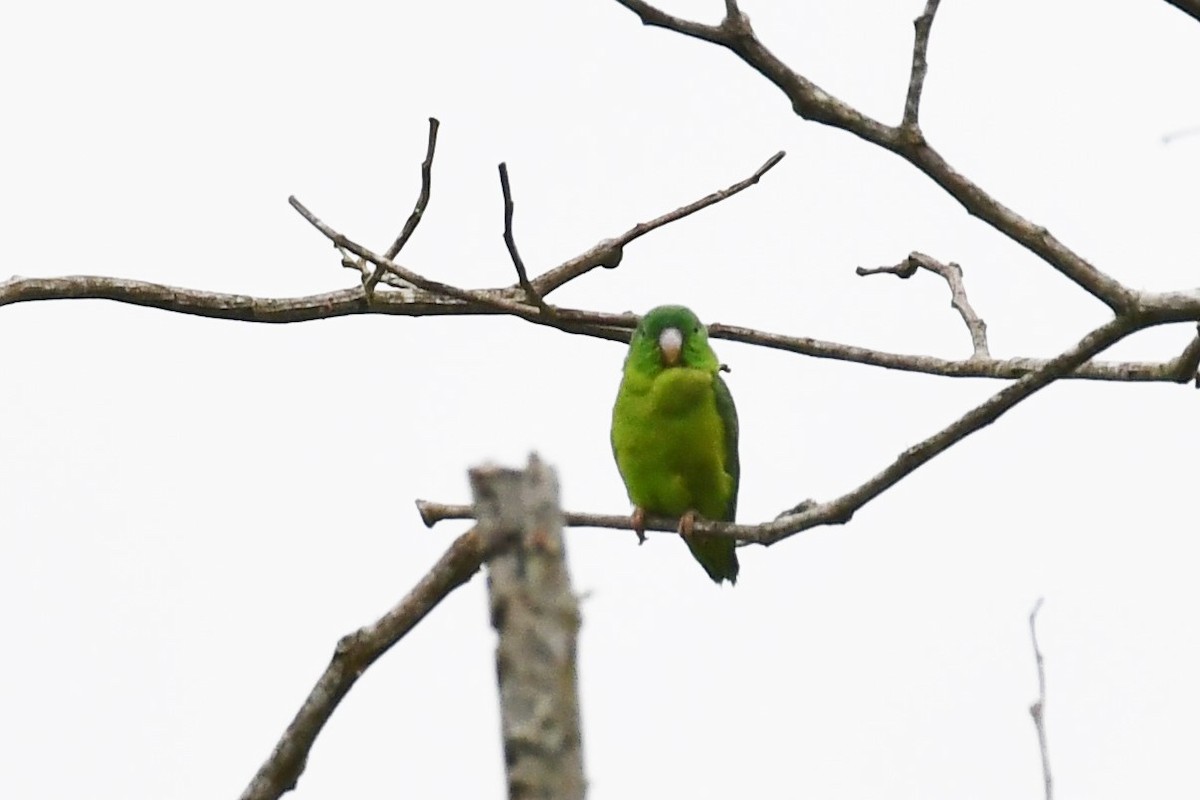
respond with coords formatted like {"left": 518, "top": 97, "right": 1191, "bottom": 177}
{"left": 611, "top": 305, "right": 740, "bottom": 584}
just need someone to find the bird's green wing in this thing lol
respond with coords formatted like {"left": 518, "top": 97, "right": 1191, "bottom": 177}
{"left": 714, "top": 372, "right": 740, "bottom": 522}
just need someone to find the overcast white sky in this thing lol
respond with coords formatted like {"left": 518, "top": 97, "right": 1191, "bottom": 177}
{"left": 2, "top": 1, "right": 1199, "bottom": 798}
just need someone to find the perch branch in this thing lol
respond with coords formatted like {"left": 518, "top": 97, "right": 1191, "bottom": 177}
{"left": 611, "top": 0, "right": 1136, "bottom": 312}
{"left": 471, "top": 457, "right": 585, "bottom": 800}
{"left": 420, "top": 314, "right": 1141, "bottom": 545}
{"left": 902, "top": 0, "right": 942, "bottom": 130}
{"left": 499, "top": 162, "right": 551, "bottom": 313}
{"left": 239, "top": 528, "right": 486, "bottom": 800}
{"left": 1028, "top": 598, "right": 1053, "bottom": 800}
{"left": 858, "top": 250, "right": 990, "bottom": 358}
{"left": 363, "top": 117, "right": 440, "bottom": 296}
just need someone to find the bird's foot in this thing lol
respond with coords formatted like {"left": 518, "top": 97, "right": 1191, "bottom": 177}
{"left": 631, "top": 507, "right": 647, "bottom": 545}
{"left": 677, "top": 509, "right": 697, "bottom": 541}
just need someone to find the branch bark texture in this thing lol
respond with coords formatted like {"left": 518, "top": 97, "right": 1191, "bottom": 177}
{"left": 471, "top": 457, "right": 586, "bottom": 800}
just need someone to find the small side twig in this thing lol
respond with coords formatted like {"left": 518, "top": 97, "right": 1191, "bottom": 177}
{"left": 499, "top": 163, "right": 551, "bottom": 314}
{"left": 858, "top": 251, "right": 990, "bottom": 358}
{"left": 902, "top": 0, "right": 943, "bottom": 131}
{"left": 528, "top": 150, "right": 785, "bottom": 296}
{"left": 1028, "top": 598, "right": 1053, "bottom": 800}
{"left": 238, "top": 529, "right": 485, "bottom": 800}
{"left": 365, "top": 117, "right": 440, "bottom": 296}
{"left": 1168, "top": 324, "right": 1200, "bottom": 386}
{"left": 340, "top": 249, "right": 413, "bottom": 291}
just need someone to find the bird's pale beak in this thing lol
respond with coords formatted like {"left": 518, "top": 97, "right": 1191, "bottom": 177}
{"left": 659, "top": 327, "right": 683, "bottom": 366}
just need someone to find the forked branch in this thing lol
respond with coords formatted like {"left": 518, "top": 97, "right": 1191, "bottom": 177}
{"left": 858, "top": 251, "right": 990, "bottom": 358}
{"left": 611, "top": 0, "right": 1136, "bottom": 312}
{"left": 365, "top": 117, "right": 440, "bottom": 296}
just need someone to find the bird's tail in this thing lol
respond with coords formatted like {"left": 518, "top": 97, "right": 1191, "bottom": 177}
{"left": 685, "top": 534, "right": 739, "bottom": 585}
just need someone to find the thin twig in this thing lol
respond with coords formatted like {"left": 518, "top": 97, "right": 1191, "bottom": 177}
{"left": 617, "top": 0, "right": 728, "bottom": 44}
{"left": 288, "top": 195, "right": 542, "bottom": 320}
{"left": 498, "top": 163, "right": 551, "bottom": 313}
{"left": 528, "top": 150, "right": 785, "bottom": 296}
{"left": 420, "top": 315, "right": 1142, "bottom": 545}
{"left": 1171, "top": 325, "right": 1200, "bottom": 386}
{"left": 239, "top": 529, "right": 486, "bottom": 800}
{"left": 858, "top": 251, "right": 990, "bottom": 358}
{"left": 902, "top": 0, "right": 943, "bottom": 131}
{"left": 386, "top": 118, "right": 440, "bottom": 260}
{"left": 365, "top": 118, "right": 440, "bottom": 297}
{"left": 341, "top": 250, "right": 414, "bottom": 291}
{"left": 1028, "top": 598, "right": 1053, "bottom": 800}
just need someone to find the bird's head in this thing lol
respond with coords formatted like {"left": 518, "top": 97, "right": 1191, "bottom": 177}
{"left": 626, "top": 304, "right": 720, "bottom": 374}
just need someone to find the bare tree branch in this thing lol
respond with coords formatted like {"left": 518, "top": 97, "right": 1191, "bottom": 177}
{"left": 7, "top": 109, "right": 1192, "bottom": 386}
{"left": 287, "top": 195, "right": 549, "bottom": 321}
{"left": 902, "top": 0, "right": 943, "bottom": 130}
{"left": 6, "top": 273, "right": 1197, "bottom": 382}
{"left": 528, "top": 149, "right": 785, "bottom": 296}
{"left": 1163, "top": 0, "right": 1200, "bottom": 24}
{"left": 858, "top": 251, "right": 990, "bottom": 358}
{"left": 471, "top": 457, "right": 585, "bottom": 800}
{"left": 710, "top": 315, "right": 1200, "bottom": 382}
{"left": 385, "top": 117, "right": 441, "bottom": 262}
{"left": 1028, "top": 598, "right": 1053, "bottom": 800}
{"left": 364, "top": 117, "right": 440, "bottom": 296}
{"left": 498, "top": 162, "right": 551, "bottom": 313}
{"left": 611, "top": 0, "right": 1136, "bottom": 313}
{"left": 614, "top": 0, "right": 729, "bottom": 45}
{"left": 421, "top": 314, "right": 1144, "bottom": 545}
{"left": 239, "top": 529, "right": 486, "bottom": 800}
{"left": 1178, "top": 325, "right": 1200, "bottom": 387}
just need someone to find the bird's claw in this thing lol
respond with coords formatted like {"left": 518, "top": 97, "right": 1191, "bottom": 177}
{"left": 677, "top": 509, "right": 697, "bottom": 541}
{"left": 631, "top": 507, "right": 647, "bottom": 546}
